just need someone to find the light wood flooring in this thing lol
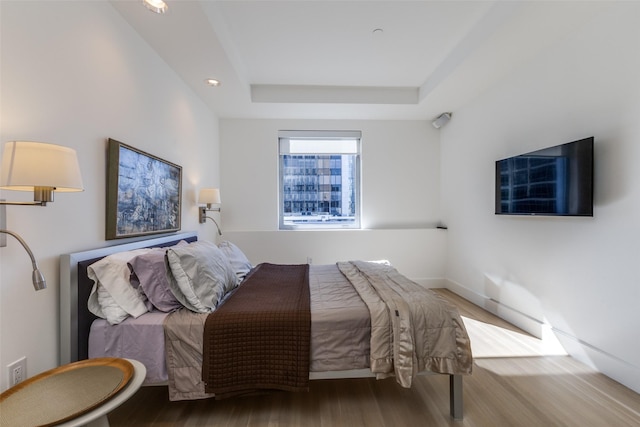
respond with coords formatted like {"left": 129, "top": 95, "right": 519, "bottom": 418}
{"left": 108, "top": 289, "right": 640, "bottom": 426}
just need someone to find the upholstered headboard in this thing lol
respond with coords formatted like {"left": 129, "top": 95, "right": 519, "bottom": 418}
{"left": 59, "top": 231, "right": 198, "bottom": 364}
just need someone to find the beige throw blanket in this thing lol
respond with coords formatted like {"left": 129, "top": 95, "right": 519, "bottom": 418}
{"left": 337, "top": 261, "right": 473, "bottom": 387}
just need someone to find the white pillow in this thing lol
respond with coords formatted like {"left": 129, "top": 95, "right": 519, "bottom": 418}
{"left": 217, "top": 240, "right": 253, "bottom": 284}
{"left": 87, "top": 248, "right": 151, "bottom": 325}
{"left": 166, "top": 240, "right": 237, "bottom": 313}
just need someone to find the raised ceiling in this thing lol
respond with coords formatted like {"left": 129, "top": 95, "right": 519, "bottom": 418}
{"left": 110, "top": 0, "right": 605, "bottom": 121}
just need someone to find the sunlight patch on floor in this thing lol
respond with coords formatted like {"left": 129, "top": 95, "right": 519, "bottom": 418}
{"left": 463, "top": 316, "right": 567, "bottom": 358}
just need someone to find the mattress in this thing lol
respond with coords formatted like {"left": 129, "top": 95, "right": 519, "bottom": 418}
{"left": 88, "top": 264, "right": 371, "bottom": 384}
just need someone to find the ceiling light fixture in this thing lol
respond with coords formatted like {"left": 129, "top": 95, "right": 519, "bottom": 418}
{"left": 143, "top": 0, "right": 168, "bottom": 14}
{"left": 373, "top": 28, "right": 384, "bottom": 35}
{"left": 205, "top": 79, "right": 221, "bottom": 87}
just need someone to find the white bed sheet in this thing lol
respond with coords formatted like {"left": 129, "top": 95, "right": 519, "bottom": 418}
{"left": 89, "top": 310, "right": 169, "bottom": 384}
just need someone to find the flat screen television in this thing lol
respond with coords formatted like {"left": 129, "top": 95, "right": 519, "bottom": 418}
{"left": 495, "top": 137, "right": 593, "bottom": 216}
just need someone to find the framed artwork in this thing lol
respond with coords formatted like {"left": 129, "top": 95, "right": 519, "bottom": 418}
{"left": 106, "top": 138, "right": 182, "bottom": 240}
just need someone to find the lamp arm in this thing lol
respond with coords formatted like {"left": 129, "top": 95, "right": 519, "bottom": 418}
{"left": 198, "top": 206, "right": 222, "bottom": 235}
{"left": 204, "top": 216, "right": 223, "bottom": 236}
{"left": 0, "top": 229, "right": 38, "bottom": 268}
{"left": 0, "top": 229, "right": 46, "bottom": 290}
{"left": 0, "top": 201, "right": 47, "bottom": 206}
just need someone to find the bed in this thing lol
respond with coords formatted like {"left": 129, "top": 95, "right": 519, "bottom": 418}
{"left": 60, "top": 231, "right": 472, "bottom": 419}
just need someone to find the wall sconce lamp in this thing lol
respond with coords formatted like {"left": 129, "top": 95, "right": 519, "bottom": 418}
{"left": 0, "top": 141, "right": 84, "bottom": 290}
{"left": 198, "top": 188, "right": 222, "bottom": 235}
{"left": 1, "top": 141, "right": 84, "bottom": 206}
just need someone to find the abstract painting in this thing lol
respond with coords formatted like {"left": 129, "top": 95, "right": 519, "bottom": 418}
{"left": 106, "top": 138, "right": 182, "bottom": 239}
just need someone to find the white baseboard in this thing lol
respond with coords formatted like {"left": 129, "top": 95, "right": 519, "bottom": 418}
{"left": 444, "top": 278, "right": 640, "bottom": 394}
{"left": 413, "top": 277, "right": 446, "bottom": 289}
{"left": 552, "top": 329, "right": 640, "bottom": 394}
{"left": 446, "top": 278, "right": 551, "bottom": 339}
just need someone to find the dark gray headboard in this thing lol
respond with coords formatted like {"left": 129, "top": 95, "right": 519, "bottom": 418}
{"left": 59, "top": 231, "right": 198, "bottom": 364}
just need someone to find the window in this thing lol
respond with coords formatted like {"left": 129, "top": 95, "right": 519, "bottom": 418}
{"left": 279, "top": 130, "right": 361, "bottom": 229}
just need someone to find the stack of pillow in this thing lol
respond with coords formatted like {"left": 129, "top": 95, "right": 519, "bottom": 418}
{"left": 87, "top": 240, "right": 253, "bottom": 325}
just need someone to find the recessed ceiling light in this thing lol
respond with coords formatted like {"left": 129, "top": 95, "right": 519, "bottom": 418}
{"left": 205, "top": 79, "right": 221, "bottom": 87}
{"left": 143, "top": 0, "right": 168, "bottom": 14}
{"left": 372, "top": 28, "right": 384, "bottom": 35}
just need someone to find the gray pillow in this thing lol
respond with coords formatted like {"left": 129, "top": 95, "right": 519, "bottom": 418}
{"left": 217, "top": 240, "right": 253, "bottom": 284}
{"left": 166, "top": 240, "right": 237, "bottom": 313}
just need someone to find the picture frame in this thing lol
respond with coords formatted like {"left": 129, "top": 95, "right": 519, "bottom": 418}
{"left": 106, "top": 138, "right": 182, "bottom": 240}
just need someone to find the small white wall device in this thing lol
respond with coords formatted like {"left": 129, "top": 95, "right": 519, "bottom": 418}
{"left": 431, "top": 112, "right": 452, "bottom": 129}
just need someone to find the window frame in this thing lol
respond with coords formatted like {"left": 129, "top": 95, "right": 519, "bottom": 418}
{"left": 278, "top": 130, "right": 361, "bottom": 230}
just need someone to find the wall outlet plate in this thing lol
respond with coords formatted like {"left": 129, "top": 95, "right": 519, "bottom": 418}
{"left": 7, "top": 357, "right": 27, "bottom": 387}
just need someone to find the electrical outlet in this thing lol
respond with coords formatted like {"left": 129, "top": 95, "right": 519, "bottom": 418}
{"left": 307, "top": 257, "right": 312, "bottom": 264}
{"left": 7, "top": 357, "right": 27, "bottom": 387}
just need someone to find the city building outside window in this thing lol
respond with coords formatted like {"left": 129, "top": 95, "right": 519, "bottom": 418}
{"left": 279, "top": 130, "right": 361, "bottom": 229}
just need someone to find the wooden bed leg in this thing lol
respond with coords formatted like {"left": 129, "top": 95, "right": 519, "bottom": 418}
{"left": 449, "top": 374, "right": 463, "bottom": 420}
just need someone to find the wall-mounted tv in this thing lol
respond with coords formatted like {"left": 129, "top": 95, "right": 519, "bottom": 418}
{"left": 495, "top": 137, "right": 593, "bottom": 216}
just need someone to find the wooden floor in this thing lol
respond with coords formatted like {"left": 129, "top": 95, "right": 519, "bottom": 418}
{"left": 108, "top": 289, "right": 640, "bottom": 427}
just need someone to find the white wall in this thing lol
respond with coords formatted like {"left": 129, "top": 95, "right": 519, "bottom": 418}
{"left": 224, "top": 229, "right": 447, "bottom": 287}
{"left": 441, "top": 2, "right": 640, "bottom": 392}
{"left": 219, "top": 119, "right": 445, "bottom": 282}
{"left": 0, "top": 1, "right": 219, "bottom": 390}
{"left": 220, "top": 119, "right": 441, "bottom": 230}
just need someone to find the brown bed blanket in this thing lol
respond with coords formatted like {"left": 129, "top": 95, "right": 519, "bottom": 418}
{"left": 202, "top": 263, "right": 311, "bottom": 398}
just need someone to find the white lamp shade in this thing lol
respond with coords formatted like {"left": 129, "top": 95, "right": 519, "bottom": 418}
{"left": 1, "top": 141, "right": 84, "bottom": 192}
{"left": 143, "top": 0, "right": 168, "bottom": 14}
{"left": 198, "top": 188, "right": 221, "bottom": 205}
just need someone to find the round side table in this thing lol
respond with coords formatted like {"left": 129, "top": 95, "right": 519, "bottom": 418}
{"left": 0, "top": 358, "right": 145, "bottom": 427}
